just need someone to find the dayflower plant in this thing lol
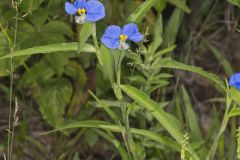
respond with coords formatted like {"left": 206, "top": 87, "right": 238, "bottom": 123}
{"left": 65, "top": 0, "right": 105, "bottom": 24}
{"left": 229, "top": 73, "right": 240, "bottom": 90}
{"left": 101, "top": 23, "right": 144, "bottom": 50}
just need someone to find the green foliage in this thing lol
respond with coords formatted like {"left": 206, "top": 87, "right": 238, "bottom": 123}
{"left": 34, "top": 78, "right": 73, "bottom": 127}
{"left": 181, "top": 86, "right": 202, "bottom": 142}
{"left": 78, "top": 22, "right": 94, "bottom": 51}
{"left": 1, "top": 0, "right": 240, "bottom": 159}
{"left": 0, "top": 43, "right": 95, "bottom": 60}
{"left": 127, "top": 0, "right": 158, "bottom": 23}
{"left": 228, "top": 0, "right": 240, "bottom": 7}
{"left": 166, "top": 0, "right": 191, "bottom": 13}
{"left": 158, "top": 59, "right": 226, "bottom": 92}
{"left": 120, "top": 84, "right": 183, "bottom": 143}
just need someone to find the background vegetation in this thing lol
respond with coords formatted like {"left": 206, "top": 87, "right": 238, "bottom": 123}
{"left": 0, "top": 0, "right": 240, "bottom": 159}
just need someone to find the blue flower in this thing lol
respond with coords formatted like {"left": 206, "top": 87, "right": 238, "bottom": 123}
{"left": 229, "top": 73, "right": 240, "bottom": 90}
{"left": 65, "top": 0, "right": 105, "bottom": 24}
{"left": 101, "top": 23, "right": 144, "bottom": 50}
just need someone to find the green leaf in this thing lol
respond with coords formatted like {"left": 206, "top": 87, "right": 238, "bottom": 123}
{"left": 120, "top": 85, "right": 200, "bottom": 160}
{"left": 166, "top": 0, "right": 191, "bottom": 13}
{"left": 20, "top": 0, "right": 45, "bottom": 13}
{"left": 229, "top": 108, "right": 240, "bottom": 117}
{"left": 0, "top": 43, "right": 95, "bottom": 60}
{"left": 126, "top": 0, "right": 158, "bottom": 23}
{"left": 84, "top": 129, "right": 99, "bottom": 147}
{"left": 228, "top": 0, "right": 240, "bottom": 8}
{"left": 164, "top": 6, "right": 184, "bottom": 46}
{"left": 158, "top": 59, "right": 226, "bottom": 92}
{"left": 43, "top": 21, "right": 74, "bottom": 37}
{"left": 78, "top": 22, "right": 94, "bottom": 51}
{"left": 0, "top": 31, "right": 10, "bottom": 76}
{"left": 34, "top": 78, "right": 73, "bottom": 128}
{"left": 120, "top": 84, "right": 183, "bottom": 142}
{"left": 94, "top": 129, "right": 130, "bottom": 160}
{"left": 44, "top": 120, "right": 181, "bottom": 152}
{"left": 204, "top": 39, "right": 233, "bottom": 76}
{"left": 153, "top": 45, "right": 176, "bottom": 58}
{"left": 65, "top": 61, "right": 87, "bottom": 89}
{"left": 18, "top": 58, "right": 55, "bottom": 87}
{"left": 230, "top": 87, "right": 240, "bottom": 105}
{"left": 100, "top": 45, "right": 114, "bottom": 84}
{"left": 45, "top": 52, "right": 70, "bottom": 77}
{"left": 149, "top": 14, "right": 163, "bottom": 53}
{"left": 181, "top": 86, "right": 203, "bottom": 141}
{"left": 154, "top": 0, "right": 166, "bottom": 13}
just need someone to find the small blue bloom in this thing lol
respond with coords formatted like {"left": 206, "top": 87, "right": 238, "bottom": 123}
{"left": 229, "top": 73, "right": 240, "bottom": 90}
{"left": 65, "top": 0, "right": 105, "bottom": 24}
{"left": 101, "top": 23, "right": 144, "bottom": 50}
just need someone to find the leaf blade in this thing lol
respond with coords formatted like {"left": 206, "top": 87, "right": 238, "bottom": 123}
{"left": 126, "top": 0, "right": 158, "bottom": 23}
{"left": 0, "top": 43, "right": 95, "bottom": 60}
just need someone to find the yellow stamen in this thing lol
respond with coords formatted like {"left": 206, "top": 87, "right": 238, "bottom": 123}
{"left": 78, "top": 8, "right": 86, "bottom": 15}
{"left": 120, "top": 34, "right": 128, "bottom": 41}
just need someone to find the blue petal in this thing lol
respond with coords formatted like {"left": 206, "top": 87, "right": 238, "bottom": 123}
{"left": 85, "top": 0, "right": 105, "bottom": 22}
{"left": 101, "top": 37, "right": 119, "bottom": 49}
{"left": 231, "top": 83, "right": 240, "bottom": 90}
{"left": 128, "top": 32, "right": 144, "bottom": 42}
{"left": 229, "top": 73, "right": 240, "bottom": 89}
{"left": 65, "top": 2, "right": 78, "bottom": 15}
{"left": 122, "top": 23, "right": 143, "bottom": 42}
{"left": 74, "top": 0, "right": 86, "bottom": 9}
{"left": 101, "top": 25, "right": 121, "bottom": 49}
{"left": 102, "top": 25, "right": 121, "bottom": 39}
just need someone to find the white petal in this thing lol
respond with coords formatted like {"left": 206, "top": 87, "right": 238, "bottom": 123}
{"left": 75, "top": 15, "right": 86, "bottom": 24}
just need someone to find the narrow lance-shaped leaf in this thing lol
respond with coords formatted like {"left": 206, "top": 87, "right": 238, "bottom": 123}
{"left": 181, "top": 86, "right": 203, "bottom": 141}
{"left": 120, "top": 84, "right": 200, "bottom": 160}
{"left": 0, "top": 43, "right": 95, "bottom": 60}
{"left": 44, "top": 120, "right": 181, "bottom": 152}
{"left": 157, "top": 59, "right": 226, "bottom": 92}
{"left": 120, "top": 84, "right": 183, "bottom": 142}
{"left": 126, "top": 0, "right": 158, "bottom": 23}
{"left": 166, "top": 0, "right": 191, "bottom": 13}
{"left": 78, "top": 22, "right": 94, "bottom": 52}
{"left": 100, "top": 45, "right": 114, "bottom": 84}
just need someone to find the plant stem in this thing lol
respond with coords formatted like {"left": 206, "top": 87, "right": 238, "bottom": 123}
{"left": 8, "top": 1, "right": 19, "bottom": 159}
{"left": 77, "top": 24, "right": 81, "bottom": 54}
{"left": 92, "top": 23, "right": 102, "bottom": 65}
{"left": 206, "top": 116, "right": 229, "bottom": 160}
{"left": 206, "top": 93, "right": 231, "bottom": 160}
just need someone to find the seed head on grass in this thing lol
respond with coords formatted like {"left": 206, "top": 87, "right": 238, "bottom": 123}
{"left": 181, "top": 133, "right": 189, "bottom": 160}
{"left": 13, "top": 97, "right": 19, "bottom": 127}
{"left": 236, "top": 127, "right": 240, "bottom": 159}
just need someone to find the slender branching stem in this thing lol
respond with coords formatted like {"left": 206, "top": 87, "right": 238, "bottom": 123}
{"left": 8, "top": 1, "right": 19, "bottom": 159}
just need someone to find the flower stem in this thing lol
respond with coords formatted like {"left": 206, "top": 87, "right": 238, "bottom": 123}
{"left": 206, "top": 92, "right": 232, "bottom": 160}
{"left": 92, "top": 23, "right": 102, "bottom": 65}
{"left": 8, "top": 1, "right": 19, "bottom": 159}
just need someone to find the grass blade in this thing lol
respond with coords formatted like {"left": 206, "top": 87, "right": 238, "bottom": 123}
{"left": 126, "top": 0, "right": 157, "bottom": 23}
{"left": 158, "top": 59, "right": 226, "bottom": 92}
{"left": 0, "top": 43, "right": 95, "bottom": 60}
{"left": 181, "top": 86, "right": 203, "bottom": 141}
{"left": 120, "top": 84, "right": 183, "bottom": 142}
{"left": 120, "top": 84, "right": 200, "bottom": 160}
{"left": 166, "top": 0, "right": 191, "bottom": 13}
{"left": 43, "top": 120, "right": 181, "bottom": 152}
